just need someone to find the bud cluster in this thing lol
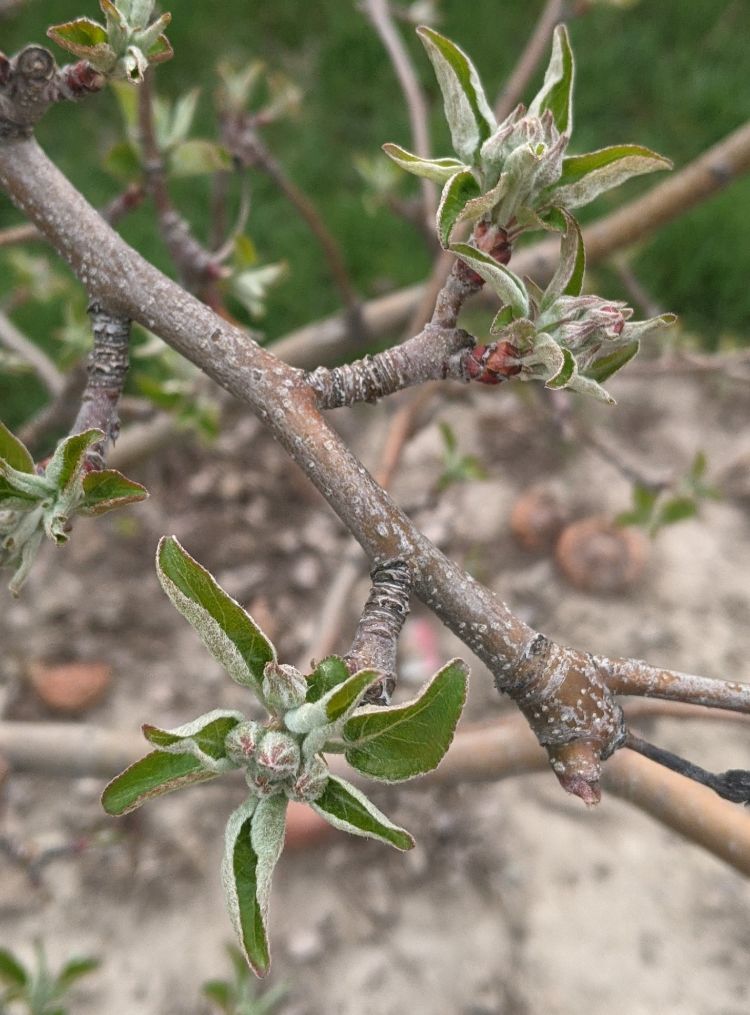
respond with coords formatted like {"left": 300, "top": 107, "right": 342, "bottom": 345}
{"left": 223, "top": 661, "right": 332, "bottom": 804}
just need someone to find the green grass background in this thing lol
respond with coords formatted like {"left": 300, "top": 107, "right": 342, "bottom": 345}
{"left": 1, "top": 0, "right": 749, "bottom": 425}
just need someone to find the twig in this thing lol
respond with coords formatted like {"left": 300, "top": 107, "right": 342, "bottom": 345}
{"left": 625, "top": 732, "right": 750, "bottom": 805}
{"left": 219, "top": 116, "right": 367, "bottom": 340}
{"left": 344, "top": 558, "right": 411, "bottom": 704}
{"left": 0, "top": 307, "right": 64, "bottom": 396}
{"left": 138, "top": 72, "right": 227, "bottom": 296}
{"left": 69, "top": 302, "right": 130, "bottom": 464}
{"left": 363, "top": 0, "right": 436, "bottom": 226}
{"left": 603, "top": 657, "right": 750, "bottom": 713}
{"left": 494, "top": 0, "right": 567, "bottom": 122}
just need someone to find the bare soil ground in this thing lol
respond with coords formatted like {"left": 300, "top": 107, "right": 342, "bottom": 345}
{"left": 1, "top": 369, "right": 749, "bottom": 1014}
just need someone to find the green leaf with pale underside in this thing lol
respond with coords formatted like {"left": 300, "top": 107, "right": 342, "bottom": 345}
{"left": 417, "top": 25, "right": 495, "bottom": 165}
{"left": 343, "top": 659, "right": 468, "bottom": 781}
{"left": 222, "top": 795, "right": 287, "bottom": 977}
{"left": 45, "top": 429, "right": 102, "bottom": 494}
{"left": 101, "top": 750, "right": 217, "bottom": 815}
{"left": 542, "top": 211, "right": 585, "bottom": 308}
{"left": 142, "top": 709, "right": 245, "bottom": 770}
{"left": 79, "top": 469, "right": 148, "bottom": 515}
{"left": 305, "top": 655, "right": 349, "bottom": 702}
{"left": 436, "top": 170, "right": 481, "bottom": 248}
{"left": 285, "top": 668, "right": 379, "bottom": 734}
{"left": 551, "top": 145, "right": 672, "bottom": 209}
{"left": 528, "top": 25, "right": 575, "bottom": 135}
{"left": 381, "top": 143, "right": 467, "bottom": 183}
{"left": 156, "top": 536, "right": 275, "bottom": 698}
{"left": 311, "top": 775, "right": 414, "bottom": 850}
{"left": 449, "top": 243, "right": 529, "bottom": 318}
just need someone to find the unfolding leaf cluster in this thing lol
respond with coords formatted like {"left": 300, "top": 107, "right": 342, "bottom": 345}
{"left": 102, "top": 536, "right": 468, "bottom": 976}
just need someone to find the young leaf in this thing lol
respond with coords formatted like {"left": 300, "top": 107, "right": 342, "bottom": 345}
{"left": 222, "top": 795, "right": 287, "bottom": 977}
{"left": 102, "top": 750, "right": 218, "bottom": 816}
{"left": 545, "top": 347, "right": 577, "bottom": 389}
{"left": 47, "top": 18, "right": 109, "bottom": 59}
{"left": 416, "top": 26, "right": 495, "bottom": 164}
{"left": 528, "top": 25, "right": 575, "bottom": 134}
{"left": 436, "top": 170, "right": 481, "bottom": 248}
{"left": 44, "top": 429, "right": 102, "bottom": 494}
{"left": 156, "top": 536, "right": 276, "bottom": 698}
{"left": 381, "top": 143, "right": 468, "bottom": 183}
{"left": 285, "top": 669, "right": 380, "bottom": 734}
{"left": 57, "top": 957, "right": 100, "bottom": 990}
{"left": 449, "top": 243, "right": 529, "bottom": 318}
{"left": 169, "top": 139, "right": 232, "bottom": 177}
{"left": 79, "top": 469, "right": 148, "bottom": 515}
{"left": 542, "top": 211, "right": 585, "bottom": 308}
{"left": 0, "top": 422, "right": 34, "bottom": 475}
{"left": 305, "top": 655, "right": 350, "bottom": 703}
{"left": 343, "top": 659, "right": 468, "bottom": 781}
{"left": 584, "top": 340, "right": 639, "bottom": 383}
{"left": 0, "top": 949, "right": 27, "bottom": 988}
{"left": 310, "top": 775, "right": 414, "bottom": 850}
{"left": 552, "top": 145, "right": 672, "bottom": 210}
{"left": 657, "top": 496, "right": 698, "bottom": 526}
{"left": 142, "top": 709, "right": 245, "bottom": 770}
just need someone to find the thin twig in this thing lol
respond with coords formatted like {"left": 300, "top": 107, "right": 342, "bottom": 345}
{"left": 69, "top": 302, "right": 131, "bottom": 464}
{"left": 363, "top": 0, "right": 436, "bottom": 226}
{"left": 0, "top": 306, "right": 64, "bottom": 396}
{"left": 625, "top": 732, "right": 750, "bottom": 805}
{"left": 220, "top": 117, "right": 367, "bottom": 339}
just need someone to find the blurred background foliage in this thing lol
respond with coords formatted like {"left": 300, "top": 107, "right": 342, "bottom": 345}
{"left": 1, "top": 0, "right": 749, "bottom": 427}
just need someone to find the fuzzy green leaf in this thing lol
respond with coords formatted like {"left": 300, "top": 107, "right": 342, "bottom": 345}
{"left": 285, "top": 669, "right": 379, "bottom": 734}
{"left": 381, "top": 143, "right": 468, "bottom": 183}
{"left": 545, "top": 347, "right": 577, "bottom": 389}
{"left": 311, "top": 775, "right": 414, "bottom": 850}
{"left": 47, "top": 17, "right": 108, "bottom": 56}
{"left": 542, "top": 211, "right": 585, "bottom": 308}
{"left": 156, "top": 536, "right": 276, "bottom": 697}
{"left": 101, "top": 750, "right": 217, "bottom": 816}
{"left": 552, "top": 145, "right": 672, "bottom": 209}
{"left": 45, "top": 430, "right": 102, "bottom": 494}
{"left": 449, "top": 243, "right": 529, "bottom": 318}
{"left": 0, "top": 422, "right": 34, "bottom": 475}
{"left": 343, "top": 659, "right": 468, "bottom": 781}
{"left": 142, "top": 709, "right": 245, "bottom": 770}
{"left": 79, "top": 469, "right": 148, "bottom": 515}
{"left": 144, "top": 33, "right": 174, "bottom": 65}
{"left": 222, "top": 795, "right": 287, "bottom": 978}
{"left": 417, "top": 26, "right": 495, "bottom": 164}
{"left": 584, "top": 340, "right": 640, "bottom": 383}
{"left": 306, "top": 655, "right": 350, "bottom": 703}
{"left": 528, "top": 25, "right": 575, "bottom": 134}
{"left": 436, "top": 170, "right": 481, "bottom": 248}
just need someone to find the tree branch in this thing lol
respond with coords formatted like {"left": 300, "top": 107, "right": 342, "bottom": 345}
{"left": 1, "top": 134, "right": 748, "bottom": 804}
